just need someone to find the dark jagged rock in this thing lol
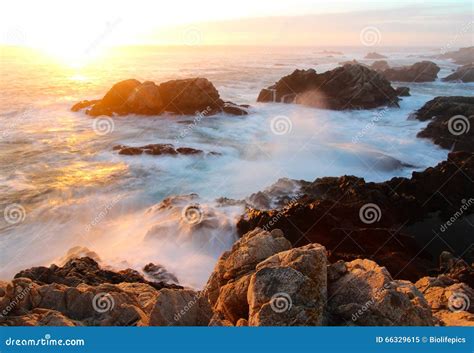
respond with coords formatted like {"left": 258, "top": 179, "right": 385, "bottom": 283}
{"left": 395, "top": 87, "right": 410, "bottom": 96}
{"left": 257, "top": 65, "right": 399, "bottom": 110}
{"left": 237, "top": 152, "right": 474, "bottom": 281}
{"left": 14, "top": 257, "right": 182, "bottom": 291}
{"left": 72, "top": 78, "right": 248, "bottom": 117}
{"left": 370, "top": 60, "right": 390, "bottom": 72}
{"left": 443, "top": 64, "right": 474, "bottom": 83}
{"left": 382, "top": 61, "right": 440, "bottom": 82}
{"left": 438, "top": 47, "right": 474, "bottom": 66}
{"left": 413, "top": 96, "right": 474, "bottom": 152}
{"left": 112, "top": 144, "right": 205, "bottom": 156}
{"left": 365, "top": 52, "right": 387, "bottom": 59}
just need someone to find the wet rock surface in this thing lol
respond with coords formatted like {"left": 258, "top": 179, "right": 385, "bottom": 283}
{"left": 257, "top": 64, "right": 399, "bottom": 110}
{"left": 237, "top": 152, "right": 474, "bottom": 281}
{"left": 72, "top": 78, "right": 248, "bottom": 117}
{"left": 443, "top": 64, "right": 474, "bottom": 83}
{"left": 112, "top": 144, "right": 209, "bottom": 156}
{"left": 382, "top": 61, "right": 440, "bottom": 82}
{"left": 413, "top": 96, "right": 474, "bottom": 152}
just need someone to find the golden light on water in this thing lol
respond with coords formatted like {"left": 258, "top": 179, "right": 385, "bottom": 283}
{"left": 53, "top": 162, "right": 128, "bottom": 189}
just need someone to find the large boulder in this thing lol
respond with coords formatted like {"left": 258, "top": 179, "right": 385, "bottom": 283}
{"left": 149, "top": 289, "right": 211, "bottom": 326}
{"left": 443, "top": 64, "right": 474, "bottom": 83}
{"left": 328, "top": 259, "right": 434, "bottom": 326}
{"left": 382, "top": 61, "right": 440, "bottom": 82}
{"left": 247, "top": 244, "right": 327, "bottom": 326}
{"left": 415, "top": 276, "right": 474, "bottom": 326}
{"left": 257, "top": 64, "right": 399, "bottom": 110}
{"left": 413, "top": 96, "right": 474, "bottom": 152}
{"left": 72, "top": 78, "right": 247, "bottom": 117}
{"left": 204, "top": 228, "right": 327, "bottom": 326}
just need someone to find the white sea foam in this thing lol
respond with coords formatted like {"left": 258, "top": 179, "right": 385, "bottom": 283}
{"left": 0, "top": 46, "right": 473, "bottom": 287}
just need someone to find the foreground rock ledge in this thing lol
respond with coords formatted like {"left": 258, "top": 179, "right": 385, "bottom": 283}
{"left": 71, "top": 78, "right": 248, "bottom": 117}
{"left": 257, "top": 64, "right": 399, "bottom": 110}
{"left": 1, "top": 228, "right": 472, "bottom": 326}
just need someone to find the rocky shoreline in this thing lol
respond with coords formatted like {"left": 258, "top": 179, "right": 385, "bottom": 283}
{"left": 3, "top": 48, "right": 473, "bottom": 326}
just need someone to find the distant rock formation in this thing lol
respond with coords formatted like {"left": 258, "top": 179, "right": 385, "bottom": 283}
{"left": 443, "top": 64, "right": 474, "bottom": 83}
{"left": 364, "top": 52, "right": 387, "bottom": 59}
{"left": 71, "top": 78, "right": 248, "bottom": 117}
{"left": 257, "top": 64, "right": 399, "bottom": 110}
{"left": 414, "top": 96, "right": 474, "bottom": 152}
{"left": 382, "top": 61, "right": 440, "bottom": 82}
{"left": 438, "top": 47, "right": 474, "bottom": 66}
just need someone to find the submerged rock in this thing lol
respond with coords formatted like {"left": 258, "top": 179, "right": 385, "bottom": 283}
{"left": 328, "top": 259, "right": 434, "bottom": 326}
{"left": 443, "top": 64, "right": 474, "bottom": 83}
{"left": 257, "top": 64, "right": 399, "bottom": 110}
{"left": 413, "top": 96, "right": 474, "bottom": 152}
{"left": 112, "top": 144, "right": 205, "bottom": 156}
{"left": 382, "top": 61, "right": 440, "bottom": 82}
{"left": 72, "top": 78, "right": 248, "bottom": 117}
{"left": 395, "top": 86, "right": 410, "bottom": 96}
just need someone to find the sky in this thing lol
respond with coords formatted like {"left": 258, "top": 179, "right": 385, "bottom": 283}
{"left": 0, "top": 0, "right": 472, "bottom": 52}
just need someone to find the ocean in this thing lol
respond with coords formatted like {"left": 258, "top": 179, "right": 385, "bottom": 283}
{"left": 1, "top": 45, "right": 472, "bottom": 287}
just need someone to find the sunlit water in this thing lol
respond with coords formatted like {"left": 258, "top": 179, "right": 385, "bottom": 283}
{"left": 1, "top": 46, "right": 473, "bottom": 287}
